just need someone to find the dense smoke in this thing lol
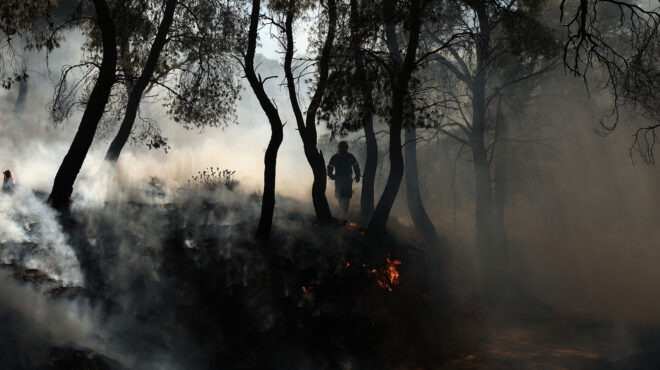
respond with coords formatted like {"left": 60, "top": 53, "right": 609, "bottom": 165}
{"left": 1, "top": 3, "right": 660, "bottom": 368}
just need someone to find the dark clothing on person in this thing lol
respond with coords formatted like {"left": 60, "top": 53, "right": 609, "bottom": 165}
{"left": 328, "top": 152, "right": 361, "bottom": 213}
{"left": 335, "top": 175, "right": 353, "bottom": 199}
{"left": 2, "top": 170, "right": 14, "bottom": 193}
{"left": 329, "top": 153, "right": 359, "bottom": 178}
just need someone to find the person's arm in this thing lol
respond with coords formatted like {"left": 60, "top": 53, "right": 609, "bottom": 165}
{"left": 327, "top": 157, "right": 336, "bottom": 180}
{"left": 351, "top": 155, "right": 361, "bottom": 183}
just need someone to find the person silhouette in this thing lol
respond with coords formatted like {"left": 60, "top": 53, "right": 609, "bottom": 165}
{"left": 3, "top": 169, "right": 15, "bottom": 193}
{"left": 327, "top": 141, "right": 360, "bottom": 214}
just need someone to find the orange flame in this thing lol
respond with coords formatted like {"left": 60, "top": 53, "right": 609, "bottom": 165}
{"left": 367, "top": 255, "right": 402, "bottom": 292}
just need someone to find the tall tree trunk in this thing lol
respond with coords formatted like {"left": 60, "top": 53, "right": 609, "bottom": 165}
{"left": 105, "top": 0, "right": 177, "bottom": 162}
{"left": 404, "top": 127, "right": 441, "bottom": 244}
{"left": 471, "top": 46, "right": 491, "bottom": 252}
{"left": 244, "top": 0, "right": 284, "bottom": 241}
{"left": 47, "top": 0, "right": 117, "bottom": 210}
{"left": 361, "top": 115, "right": 378, "bottom": 221}
{"left": 491, "top": 96, "right": 509, "bottom": 261}
{"left": 258, "top": 127, "right": 284, "bottom": 239}
{"left": 283, "top": 0, "right": 336, "bottom": 224}
{"left": 13, "top": 77, "right": 28, "bottom": 119}
{"left": 349, "top": 0, "right": 378, "bottom": 222}
{"left": 367, "top": 0, "right": 422, "bottom": 234}
{"left": 470, "top": 2, "right": 507, "bottom": 274}
{"left": 350, "top": 0, "right": 378, "bottom": 222}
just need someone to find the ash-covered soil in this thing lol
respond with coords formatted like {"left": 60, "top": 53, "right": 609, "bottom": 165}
{"left": 1, "top": 195, "right": 660, "bottom": 369}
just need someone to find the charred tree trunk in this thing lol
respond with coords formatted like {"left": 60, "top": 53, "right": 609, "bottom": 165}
{"left": 283, "top": 0, "right": 336, "bottom": 224}
{"left": 47, "top": 0, "right": 117, "bottom": 210}
{"left": 104, "top": 0, "right": 177, "bottom": 162}
{"left": 367, "top": 0, "right": 422, "bottom": 235}
{"left": 404, "top": 127, "right": 441, "bottom": 244}
{"left": 244, "top": 0, "right": 284, "bottom": 241}
{"left": 349, "top": 0, "right": 378, "bottom": 222}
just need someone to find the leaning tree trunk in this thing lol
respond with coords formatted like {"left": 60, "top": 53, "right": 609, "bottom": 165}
{"left": 305, "top": 142, "right": 333, "bottom": 223}
{"left": 105, "top": 0, "right": 176, "bottom": 162}
{"left": 48, "top": 0, "right": 117, "bottom": 210}
{"left": 283, "top": 0, "right": 336, "bottom": 224}
{"left": 244, "top": 0, "right": 285, "bottom": 241}
{"left": 367, "top": 89, "right": 405, "bottom": 233}
{"left": 367, "top": 0, "right": 422, "bottom": 234}
{"left": 404, "top": 127, "right": 441, "bottom": 244}
{"left": 349, "top": 0, "right": 378, "bottom": 222}
{"left": 258, "top": 125, "right": 284, "bottom": 239}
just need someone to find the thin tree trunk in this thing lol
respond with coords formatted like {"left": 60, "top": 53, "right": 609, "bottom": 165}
{"left": 404, "top": 127, "right": 441, "bottom": 244}
{"left": 244, "top": 0, "right": 284, "bottom": 241}
{"left": 471, "top": 132, "right": 493, "bottom": 253}
{"left": 361, "top": 116, "right": 378, "bottom": 221}
{"left": 491, "top": 96, "right": 509, "bottom": 262}
{"left": 471, "top": 51, "right": 490, "bottom": 252}
{"left": 48, "top": 0, "right": 117, "bottom": 210}
{"left": 367, "top": 0, "right": 422, "bottom": 234}
{"left": 349, "top": 0, "right": 377, "bottom": 222}
{"left": 105, "top": 0, "right": 177, "bottom": 162}
{"left": 470, "top": 2, "right": 508, "bottom": 262}
{"left": 13, "top": 78, "right": 28, "bottom": 118}
{"left": 283, "top": 0, "right": 336, "bottom": 224}
{"left": 13, "top": 57, "right": 29, "bottom": 119}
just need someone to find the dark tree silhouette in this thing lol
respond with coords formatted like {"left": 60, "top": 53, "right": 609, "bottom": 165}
{"left": 241, "top": 0, "right": 285, "bottom": 241}
{"left": 101, "top": 0, "right": 243, "bottom": 162}
{"left": 349, "top": 0, "right": 378, "bottom": 222}
{"left": 560, "top": 0, "right": 659, "bottom": 162}
{"left": 48, "top": 0, "right": 117, "bottom": 210}
{"left": 282, "top": 0, "right": 337, "bottom": 224}
{"left": 317, "top": 0, "right": 383, "bottom": 223}
{"left": 422, "top": 0, "right": 558, "bottom": 265}
{"left": 103, "top": 0, "right": 177, "bottom": 162}
{"left": 366, "top": 0, "right": 424, "bottom": 235}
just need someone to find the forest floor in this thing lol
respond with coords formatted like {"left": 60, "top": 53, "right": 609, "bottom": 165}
{"left": 1, "top": 195, "right": 660, "bottom": 369}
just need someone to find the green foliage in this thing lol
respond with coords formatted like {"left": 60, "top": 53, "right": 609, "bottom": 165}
{"left": 51, "top": 0, "right": 247, "bottom": 150}
{"left": 498, "top": 1, "right": 560, "bottom": 60}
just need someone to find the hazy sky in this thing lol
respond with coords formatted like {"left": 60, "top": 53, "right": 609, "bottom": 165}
{"left": 0, "top": 16, "right": 329, "bottom": 210}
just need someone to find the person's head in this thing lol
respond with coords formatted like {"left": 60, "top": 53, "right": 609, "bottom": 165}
{"left": 3, "top": 170, "right": 10, "bottom": 181}
{"left": 338, "top": 141, "right": 348, "bottom": 154}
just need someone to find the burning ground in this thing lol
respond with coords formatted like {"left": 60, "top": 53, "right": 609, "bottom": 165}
{"left": 0, "top": 181, "right": 439, "bottom": 369}
{"left": 0, "top": 178, "right": 659, "bottom": 370}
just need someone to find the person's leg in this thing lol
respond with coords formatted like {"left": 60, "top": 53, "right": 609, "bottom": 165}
{"left": 338, "top": 197, "right": 350, "bottom": 214}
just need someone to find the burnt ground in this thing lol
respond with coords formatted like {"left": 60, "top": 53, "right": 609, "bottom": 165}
{"left": 1, "top": 200, "right": 660, "bottom": 369}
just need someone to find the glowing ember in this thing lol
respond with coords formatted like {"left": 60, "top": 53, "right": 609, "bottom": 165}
{"left": 367, "top": 255, "right": 402, "bottom": 292}
{"left": 348, "top": 222, "right": 358, "bottom": 228}
{"left": 301, "top": 285, "right": 314, "bottom": 294}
